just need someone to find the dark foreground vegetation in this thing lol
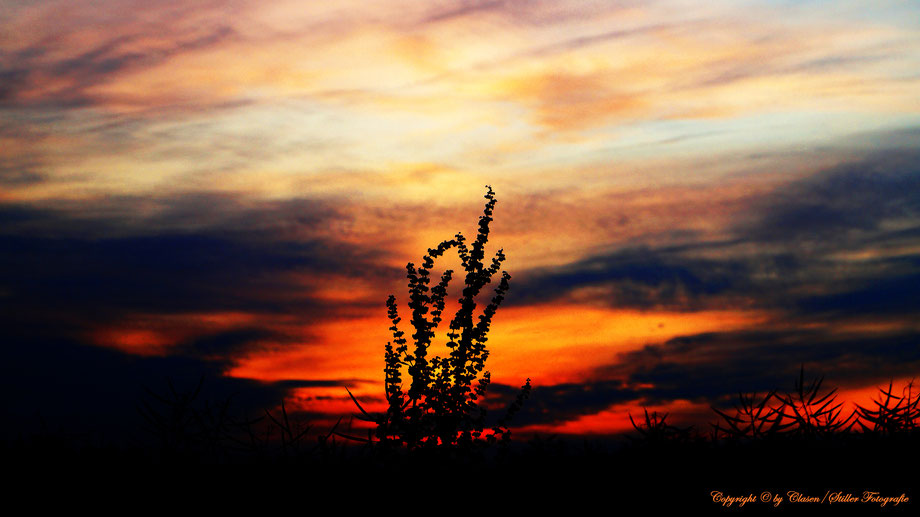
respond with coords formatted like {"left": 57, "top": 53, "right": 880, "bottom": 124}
{"left": 4, "top": 377, "right": 916, "bottom": 512}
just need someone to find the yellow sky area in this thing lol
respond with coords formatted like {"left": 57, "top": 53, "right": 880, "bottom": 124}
{"left": 18, "top": 1, "right": 914, "bottom": 126}
{"left": 81, "top": 23, "right": 910, "bottom": 135}
{"left": 700, "top": 72, "right": 920, "bottom": 117}
{"left": 482, "top": 23, "right": 920, "bottom": 130}
{"left": 5, "top": 5, "right": 915, "bottom": 206}
{"left": 83, "top": 23, "right": 448, "bottom": 111}
{"left": 301, "top": 162, "right": 494, "bottom": 208}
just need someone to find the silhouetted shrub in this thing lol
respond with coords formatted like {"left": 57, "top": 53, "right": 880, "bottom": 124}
{"left": 138, "top": 376, "right": 345, "bottom": 463}
{"left": 855, "top": 379, "right": 919, "bottom": 435}
{"left": 711, "top": 389, "right": 788, "bottom": 441}
{"left": 776, "top": 366, "right": 856, "bottom": 437}
{"left": 350, "top": 186, "right": 530, "bottom": 451}
{"left": 629, "top": 409, "right": 694, "bottom": 444}
{"left": 652, "top": 371, "right": 917, "bottom": 444}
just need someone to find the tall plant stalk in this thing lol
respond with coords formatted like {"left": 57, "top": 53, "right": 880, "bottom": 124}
{"left": 354, "top": 186, "right": 530, "bottom": 449}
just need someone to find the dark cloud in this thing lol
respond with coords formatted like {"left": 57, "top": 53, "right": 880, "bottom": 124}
{"left": 0, "top": 192, "right": 342, "bottom": 239}
{"left": 0, "top": 68, "right": 30, "bottom": 102}
{"left": 0, "top": 193, "right": 405, "bottom": 398}
{"left": 796, "top": 259, "right": 920, "bottom": 317}
{"left": 0, "top": 195, "right": 400, "bottom": 336}
{"left": 176, "top": 328, "right": 281, "bottom": 361}
{"left": 739, "top": 149, "right": 920, "bottom": 243}
{"left": 0, "top": 232, "right": 359, "bottom": 316}
{"left": 488, "top": 379, "right": 632, "bottom": 427}
{"left": 0, "top": 167, "right": 44, "bottom": 186}
{"left": 0, "top": 333, "right": 285, "bottom": 442}
{"left": 614, "top": 329, "right": 920, "bottom": 404}
{"left": 511, "top": 241, "right": 757, "bottom": 310}
{"left": 511, "top": 148, "right": 920, "bottom": 320}
{"left": 275, "top": 379, "right": 373, "bottom": 389}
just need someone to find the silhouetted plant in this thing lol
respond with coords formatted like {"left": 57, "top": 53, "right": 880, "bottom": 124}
{"left": 628, "top": 409, "right": 693, "bottom": 443}
{"left": 777, "top": 366, "right": 856, "bottom": 437}
{"left": 139, "top": 377, "right": 347, "bottom": 462}
{"left": 262, "top": 399, "right": 344, "bottom": 459}
{"left": 350, "top": 186, "right": 531, "bottom": 450}
{"left": 854, "top": 380, "right": 919, "bottom": 436}
{"left": 650, "top": 372, "right": 920, "bottom": 444}
{"left": 492, "top": 378, "right": 532, "bottom": 445}
{"left": 711, "top": 390, "right": 790, "bottom": 440}
{"left": 137, "top": 376, "right": 212, "bottom": 460}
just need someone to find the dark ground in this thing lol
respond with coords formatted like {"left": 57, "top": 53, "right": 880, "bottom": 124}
{"left": 5, "top": 428, "right": 914, "bottom": 514}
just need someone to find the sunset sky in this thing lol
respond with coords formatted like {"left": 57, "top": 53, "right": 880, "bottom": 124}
{"left": 3, "top": 0, "right": 920, "bottom": 438}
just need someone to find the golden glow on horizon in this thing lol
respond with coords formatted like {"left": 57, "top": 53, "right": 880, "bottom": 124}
{"left": 224, "top": 304, "right": 773, "bottom": 422}
{"left": 486, "top": 305, "right": 773, "bottom": 382}
{"left": 520, "top": 399, "right": 711, "bottom": 436}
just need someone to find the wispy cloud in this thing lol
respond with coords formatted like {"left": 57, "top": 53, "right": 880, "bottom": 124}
{"left": 512, "top": 147, "right": 920, "bottom": 314}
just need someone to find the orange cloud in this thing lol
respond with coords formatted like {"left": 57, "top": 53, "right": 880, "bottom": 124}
{"left": 497, "top": 71, "right": 646, "bottom": 131}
